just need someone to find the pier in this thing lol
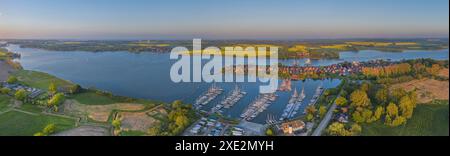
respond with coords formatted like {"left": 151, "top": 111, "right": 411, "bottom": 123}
{"left": 194, "top": 84, "right": 223, "bottom": 110}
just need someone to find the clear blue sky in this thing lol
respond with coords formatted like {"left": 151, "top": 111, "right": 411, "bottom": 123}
{"left": 0, "top": 0, "right": 448, "bottom": 39}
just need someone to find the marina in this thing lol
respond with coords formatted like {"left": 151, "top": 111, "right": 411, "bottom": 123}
{"left": 303, "top": 85, "right": 325, "bottom": 114}
{"left": 279, "top": 87, "right": 306, "bottom": 121}
{"left": 241, "top": 93, "right": 278, "bottom": 121}
{"left": 194, "top": 84, "right": 223, "bottom": 110}
{"left": 210, "top": 85, "right": 247, "bottom": 114}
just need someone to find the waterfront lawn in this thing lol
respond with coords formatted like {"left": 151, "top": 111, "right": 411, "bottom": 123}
{"left": 12, "top": 70, "right": 75, "bottom": 91}
{"left": 71, "top": 90, "right": 161, "bottom": 106}
{"left": 362, "top": 101, "right": 449, "bottom": 136}
{"left": 71, "top": 90, "right": 124, "bottom": 105}
{"left": 0, "top": 95, "right": 11, "bottom": 112}
{"left": 0, "top": 110, "right": 76, "bottom": 136}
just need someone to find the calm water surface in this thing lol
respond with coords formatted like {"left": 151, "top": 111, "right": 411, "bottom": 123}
{"left": 7, "top": 45, "right": 448, "bottom": 123}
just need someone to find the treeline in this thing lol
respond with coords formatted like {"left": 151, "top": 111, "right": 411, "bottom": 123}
{"left": 327, "top": 80, "right": 418, "bottom": 136}
{"left": 360, "top": 59, "right": 449, "bottom": 84}
{"left": 362, "top": 63, "right": 411, "bottom": 77}
{"left": 8, "top": 40, "right": 172, "bottom": 53}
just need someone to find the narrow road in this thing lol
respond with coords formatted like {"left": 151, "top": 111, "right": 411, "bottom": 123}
{"left": 311, "top": 103, "right": 337, "bottom": 136}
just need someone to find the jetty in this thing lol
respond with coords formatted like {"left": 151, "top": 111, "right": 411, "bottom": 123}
{"left": 210, "top": 85, "right": 246, "bottom": 114}
{"left": 303, "top": 85, "right": 325, "bottom": 114}
{"left": 240, "top": 93, "right": 277, "bottom": 121}
{"left": 194, "top": 84, "right": 223, "bottom": 110}
{"left": 279, "top": 87, "right": 306, "bottom": 121}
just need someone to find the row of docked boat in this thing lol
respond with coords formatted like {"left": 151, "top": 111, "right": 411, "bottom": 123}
{"left": 240, "top": 93, "right": 277, "bottom": 121}
{"left": 279, "top": 87, "right": 306, "bottom": 121}
{"left": 210, "top": 85, "right": 247, "bottom": 114}
{"left": 194, "top": 84, "right": 223, "bottom": 109}
{"left": 303, "top": 85, "right": 324, "bottom": 114}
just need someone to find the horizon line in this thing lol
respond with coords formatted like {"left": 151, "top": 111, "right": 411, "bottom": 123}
{"left": 1, "top": 37, "right": 449, "bottom": 41}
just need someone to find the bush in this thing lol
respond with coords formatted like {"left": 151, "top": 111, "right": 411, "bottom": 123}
{"left": 0, "top": 88, "right": 11, "bottom": 94}
{"left": 6, "top": 76, "right": 18, "bottom": 84}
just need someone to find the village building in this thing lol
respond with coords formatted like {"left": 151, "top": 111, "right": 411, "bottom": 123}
{"left": 281, "top": 120, "right": 305, "bottom": 134}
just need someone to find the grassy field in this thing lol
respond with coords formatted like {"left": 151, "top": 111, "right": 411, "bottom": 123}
{"left": 0, "top": 110, "right": 76, "bottom": 136}
{"left": 71, "top": 91, "right": 122, "bottom": 105}
{"left": 12, "top": 70, "right": 75, "bottom": 91}
{"left": 17, "top": 103, "right": 44, "bottom": 114}
{"left": 362, "top": 100, "right": 449, "bottom": 136}
{"left": 0, "top": 95, "right": 11, "bottom": 112}
{"left": 70, "top": 90, "right": 161, "bottom": 106}
{"left": 12, "top": 70, "right": 157, "bottom": 106}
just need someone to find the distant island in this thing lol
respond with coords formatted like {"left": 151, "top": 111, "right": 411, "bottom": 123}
{"left": 3, "top": 38, "right": 448, "bottom": 59}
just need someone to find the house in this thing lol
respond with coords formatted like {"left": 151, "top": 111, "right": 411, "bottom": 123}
{"left": 281, "top": 120, "right": 305, "bottom": 134}
{"left": 335, "top": 113, "right": 349, "bottom": 123}
{"left": 1, "top": 82, "right": 44, "bottom": 99}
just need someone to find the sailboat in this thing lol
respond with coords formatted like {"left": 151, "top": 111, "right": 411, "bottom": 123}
{"left": 305, "top": 58, "right": 312, "bottom": 66}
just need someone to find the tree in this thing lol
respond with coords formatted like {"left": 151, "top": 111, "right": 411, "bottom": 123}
{"left": 47, "top": 93, "right": 65, "bottom": 108}
{"left": 69, "top": 85, "right": 81, "bottom": 94}
{"left": 350, "top": 90, "right": 371, "bottom": 108}
{"left": 49, "top": 82, "right": 57, "bottom": 95}
{"left": 175, "top": 115, "right": 189, "bottom": 127}
{"left": 14, "top": 89, "right": 28, "bottom": 102}
{"left": 350, "top": 124, "right": 362, "bottom": 136}
{"left": 391, "top": 88, "right": 407, "bottom": 103}
{"left": 373, "top": 106, "right": 384, "bottom": 121}
{"left": 112, "top": 119, "right": 121, "bottom": 130}
{"left": 172, "top": 100, "right": 183, "bottom": 109}
{"left": 426, "top": 64, "right": 441, "bottom": 76}
{"left": 335, "top": 96, "right": 347, "bottom": 107}
{"left": 266, "top": 128, "right": 274, "bottom": 136}
{"left": 148, "top": 123, "right": 162, "bottom": 136}
{"left": 42, "top": 124, "right": 56, "bottom": 135}
{"left": 386, "top": 102, "right": 399, "bottom": 117}
{"left": 33, "top": 132, "right": 46, "bottom": 136}
{"left": 399, "top": 95, "right": 414, "bottom": 119}
{"left": 6, "top": 76, "right": 18, "bottom": 84}
{"left": 384, "top": 115, "right": 392, "bottom": 125}
{"left": 319, "top": 106, "right": 327, "bottom": 118}
{"left": 362, "top": 109, "right": 374, "bottom": 123}
{"left": 306, "top": 113, "right": 314, "bottom": 122}
{"left": 327, "top": 122, "right": 352, "bottom": 136}
{"left": 391, "top": 116, "right": 407, "bottom": 127}
{"left": 375, "top": 87, "right": 388, "bottom": 104}
{"left": 352, "top": 111, "right": 365, "bottom": 123}
{"left": 360, "top": 82, "right": 370, "bottom": 93}
{"left": 305, "top": 105, "right": 317, "bottom": 114}
{"left": 409, "top": 90, "right": 418, "bottom": 108}
{"left": 0, "top": 87, "right": 11, "bottom": 94}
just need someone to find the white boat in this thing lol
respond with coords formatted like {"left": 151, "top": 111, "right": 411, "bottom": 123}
{"left": 194, "top": 83, "right": 223, "bottom": 109}
{"left": 241, "top": 93, "right": 277, "bottom": 121}
{"left": 280, "top": 87, "right": 306, "bottom": 120}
